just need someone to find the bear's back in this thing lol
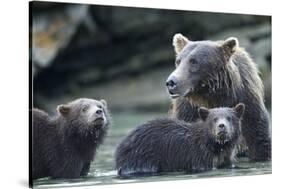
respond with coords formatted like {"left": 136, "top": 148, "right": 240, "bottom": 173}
{"left": 232, "top": 48, "right": 265, "bottom": 104}
{"left": 33, "top": 109, "right": 49, "bottom": 128}
{"left": 115, "top": 118, "right": 206, "bottom": 173}
{"left": 32, "top": 108, "right": 60, "bottom": 179}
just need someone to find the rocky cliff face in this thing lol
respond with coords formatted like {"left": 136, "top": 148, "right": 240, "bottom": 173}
{"left": 31, "top": 2, "right": 271, "bottom": 113}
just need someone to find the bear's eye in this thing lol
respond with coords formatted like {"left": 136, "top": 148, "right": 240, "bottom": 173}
{"left": 97, "top": 105, "right": 102, "bottom": 109}
{"left": 213, "top": 117, "right": 218, "bottom": 122}
{"left": 227, "top": 116, "right": 231, "bottom": 121}
{"left": 189, "top": 58, "right": 199, "bottom": 72}
{"left": 190, "top": 58, "right": 198, "bottom": 65}
{"left": 82, "top": 105, "right": 89, "bottom": 112}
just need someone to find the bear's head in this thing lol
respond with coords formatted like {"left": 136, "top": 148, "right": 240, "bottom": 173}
{"left": 166, "top": 33, "right": 239, "bottom": 102}
{"left": 198, "top": 103, "right": 244, "bottom": 146}
{"left": 57, "top": 98, "right": 110, "bottom": 138}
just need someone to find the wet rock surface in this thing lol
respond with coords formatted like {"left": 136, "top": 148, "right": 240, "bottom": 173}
{"left": 31, "top": 2, "right": 271, "bottom": 113}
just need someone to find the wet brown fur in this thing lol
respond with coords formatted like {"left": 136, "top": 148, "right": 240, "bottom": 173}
{"left": 169, "top": 36, "right": 271, "bottom": 161}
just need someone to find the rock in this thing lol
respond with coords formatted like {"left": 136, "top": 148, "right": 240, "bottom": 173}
{"left": 31, "top": 4, "right": 89, "bottom": 75}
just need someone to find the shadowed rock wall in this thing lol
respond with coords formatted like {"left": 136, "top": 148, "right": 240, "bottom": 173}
{"left": 31, "top": 2, "right": 271, "bottom": 113}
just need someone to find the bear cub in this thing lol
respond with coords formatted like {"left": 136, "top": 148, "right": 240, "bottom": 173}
{"left": 32, "top": 98, "right": 111, "bottom": 180}
{"left": 115, "top": 103, "right": 245, "bottom": 177}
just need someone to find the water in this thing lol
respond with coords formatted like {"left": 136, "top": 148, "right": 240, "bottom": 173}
{"left": 33, "top": 112, "right": 272, "bottom": 188}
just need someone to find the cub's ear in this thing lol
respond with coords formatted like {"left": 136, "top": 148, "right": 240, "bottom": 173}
{"left": 198, "top": 107, "right": 209, "bottom": 121}
{"left": 173, "top": 33, "right": 189, "bottom": 54}
{"left": 222, "top": 37, "right": 239, "bottom": 58}
{"left": 100, "top": 99, "right": 107, "bottom": 107}
{"left": 57, "top": 104, "right": 70, "bottom": 116}
{"left": 234, "top": 103, "right": 245, "bottom": 119}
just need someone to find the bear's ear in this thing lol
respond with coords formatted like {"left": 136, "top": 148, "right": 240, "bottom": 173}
{"left": 100, "top": 99, "right": 107, "bottom": 107}
{"left": 198, "top": 107, "right": 209, "bottom": 121}
{"left": 222, "top": 37, "right": 239, "bottom": 58}
{"left": 234, "top": 103, "right": 245, "bottom": 119}
{"left": 173, "top": 33, "right": 189, "bottom": 54}
{"left": 57, "top": 104, "right": 70, "bottom": 116}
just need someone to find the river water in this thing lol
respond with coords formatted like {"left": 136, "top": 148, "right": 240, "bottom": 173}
{"left": 33, "top": 112, "right": 272, "bottom": 188}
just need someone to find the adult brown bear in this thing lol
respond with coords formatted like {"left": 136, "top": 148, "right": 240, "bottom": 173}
{"left": 166, "top": 34, "right": 271, "bottom": 161}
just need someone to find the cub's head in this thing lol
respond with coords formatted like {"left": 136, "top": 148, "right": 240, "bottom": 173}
{"left": 166, "top": 33, "right": 239, "bottom": 100}
{"left": 57, "top": 98, "right": 110, "bottom": 131}
{"left": 198, "top": 103, "right": 245, "bottom": 145}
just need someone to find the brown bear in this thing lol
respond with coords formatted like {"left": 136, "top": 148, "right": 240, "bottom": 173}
{"left": 166, "top": 34, "right": 271, "bottom": 161}
{"left": 32, "top": 98, "right": 111, "bottom": 180}
{"left": 115, "top": 104, "right": 245, "bottom": 176}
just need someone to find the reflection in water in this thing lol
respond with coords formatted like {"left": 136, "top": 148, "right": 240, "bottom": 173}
{"left": 33, "top": 112, "right": 272, "bottom": 188}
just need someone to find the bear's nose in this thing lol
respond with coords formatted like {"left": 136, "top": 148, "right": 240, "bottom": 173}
{"left": 166, "top": 76, "right": 178, "bottom": 94}
{"left": 218, "top": 124, "right": 225, "bottom": 129}
{"left": 166, "top": 78, "right": 177, "bottom": 88}
{"left": 96, "top": 109, "right": 103, "bottom": 115}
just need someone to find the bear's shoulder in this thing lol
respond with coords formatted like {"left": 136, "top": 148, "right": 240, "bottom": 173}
{"left": 33, "top": 108, "right": 50, "bottom": 120}
{"left": 32, "top": 108, "right": 53, "bottom": 130}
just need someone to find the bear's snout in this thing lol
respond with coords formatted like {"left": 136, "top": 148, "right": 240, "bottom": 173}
{"left": 166, "top": 76, "right": 179, "bottom": 97}
{"left": 218, "top": 123, "right": 226, "bottom": 131}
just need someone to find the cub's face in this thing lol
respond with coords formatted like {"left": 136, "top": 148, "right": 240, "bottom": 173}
{"left": 166, "top": 33, "right": 239, "bottom": 99}
{"left": 198, "top": 103, "right": 245, "bottom": 144}
{"left": 57, "top": 98, "right": 108, "bottom": 128}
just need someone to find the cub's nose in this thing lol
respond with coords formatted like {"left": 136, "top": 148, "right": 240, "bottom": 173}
{"left": 96, "top": 109, "right": 103, "bottom": 115}
{"left": 166, "top": 76, "right": 178, "bottom": 94}
{"left": 218, "top": 124, "right": 225, "bottom": 129}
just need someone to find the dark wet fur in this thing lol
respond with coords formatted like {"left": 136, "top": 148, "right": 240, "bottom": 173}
{"left": 115, "top": 117, "right": 239, "bottom": 177}
{"left": 170, "top": 42, "right": 271, "bottom": 161}
{"left": 32, "top": 107, "right": 110, "bottom": 180}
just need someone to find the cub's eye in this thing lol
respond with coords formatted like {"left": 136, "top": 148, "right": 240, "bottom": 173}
{"left": 82, "top": 106, "right": 89, "bottom": 112}
{"left": 213, "top": 118, "right": 218, "bottom": 122}
{"left": 175, "top": 59, "right": 181, "bottom": 66}
{"left": 97, "top": 105, "right": 102, "bottom": 109}
{"left": 190, "top": 58, "right": 198, "bottom": 65}
{"left": 227, "top": 116, "right": 231, "bottom": 121}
